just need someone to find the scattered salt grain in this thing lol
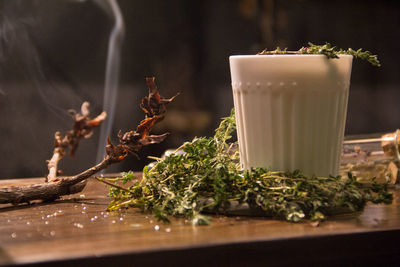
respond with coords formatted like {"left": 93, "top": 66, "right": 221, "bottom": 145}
{"left": 73, "top": 223, "right": 84, "bottom": 229}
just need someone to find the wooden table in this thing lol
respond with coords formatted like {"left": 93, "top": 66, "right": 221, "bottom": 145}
{"left": 1, "top": 175, "right": 399, "bottom": 267}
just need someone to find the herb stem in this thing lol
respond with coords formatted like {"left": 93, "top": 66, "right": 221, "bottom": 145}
{"left": 96, "top": 177, "right": 130, "bottom": 192}
{"left": 258, "top": 42, "right": 381, "bottom": 67}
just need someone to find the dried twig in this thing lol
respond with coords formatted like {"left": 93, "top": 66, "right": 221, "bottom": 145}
{"left": 0, "top": 77, "right": 176, "bottom": 205}
{"left": 47, "top": 101, "right": 107, "bottom": 182}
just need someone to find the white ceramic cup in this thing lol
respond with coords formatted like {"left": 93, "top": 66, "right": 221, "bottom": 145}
{"left": 229, "top": 54, "right": 353, "bottom": 177}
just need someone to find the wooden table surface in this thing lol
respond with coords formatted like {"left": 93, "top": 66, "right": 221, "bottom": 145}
{"left": 1, "top": 175, "right": 400, "bottom": 267}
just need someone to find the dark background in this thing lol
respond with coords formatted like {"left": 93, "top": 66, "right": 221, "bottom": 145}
{"left": 1, "top": 0, "right": 399, "bottom": 178}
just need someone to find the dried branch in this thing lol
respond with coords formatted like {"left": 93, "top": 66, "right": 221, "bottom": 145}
{"left": 47, "top": 101, "right": 107, "bottom": 182}
{"left": 0, "top": 77, "right": 176, "bottom": 205}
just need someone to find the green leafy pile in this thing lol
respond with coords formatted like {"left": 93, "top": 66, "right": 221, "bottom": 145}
{"left": 100, "top": 111, "right": 392, "bottom": 225}
{"left": 258, "top": 42, "right": 381, "bottom": 67}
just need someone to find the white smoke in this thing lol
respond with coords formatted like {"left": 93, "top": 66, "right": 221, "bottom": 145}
{"left": 93, "top": 0, "right": 125, "bottom": 164}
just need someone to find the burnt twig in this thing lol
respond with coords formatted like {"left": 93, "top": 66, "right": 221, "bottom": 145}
{"left": 0, "top": 77, "right": 176, "bottom": 205}
{"left": 47, "top": 101, "right": 107, "bottom": 182}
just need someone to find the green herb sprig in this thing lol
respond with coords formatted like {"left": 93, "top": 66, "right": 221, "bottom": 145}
{"left": 99, "top": 110, "right": 392, "bottom": 225}
{"left": 258, "top": 42, "right": 381, "bottom": 67}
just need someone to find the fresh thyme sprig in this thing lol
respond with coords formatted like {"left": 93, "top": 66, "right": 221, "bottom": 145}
{"left": 100, "top": 110, "right": 392, "bottom": 225}
{"left": 258, "top": 42, "right": 381, "bottom": 67}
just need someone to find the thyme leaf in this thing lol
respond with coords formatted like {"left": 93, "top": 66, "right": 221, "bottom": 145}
{"left": 103, "top": 110, "right": 392, "bottom": 225}
{"left": 258, "top": 42, "right": 381, "bottom": 67}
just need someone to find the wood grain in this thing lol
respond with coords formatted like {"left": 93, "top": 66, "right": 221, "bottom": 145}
{"left": 1, "top": 174, "right": 399, "bottom": 266}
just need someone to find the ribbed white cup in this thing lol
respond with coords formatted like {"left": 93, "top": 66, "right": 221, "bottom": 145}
{"left": 229, "top": 54, "right": 353, "bottom": 177}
